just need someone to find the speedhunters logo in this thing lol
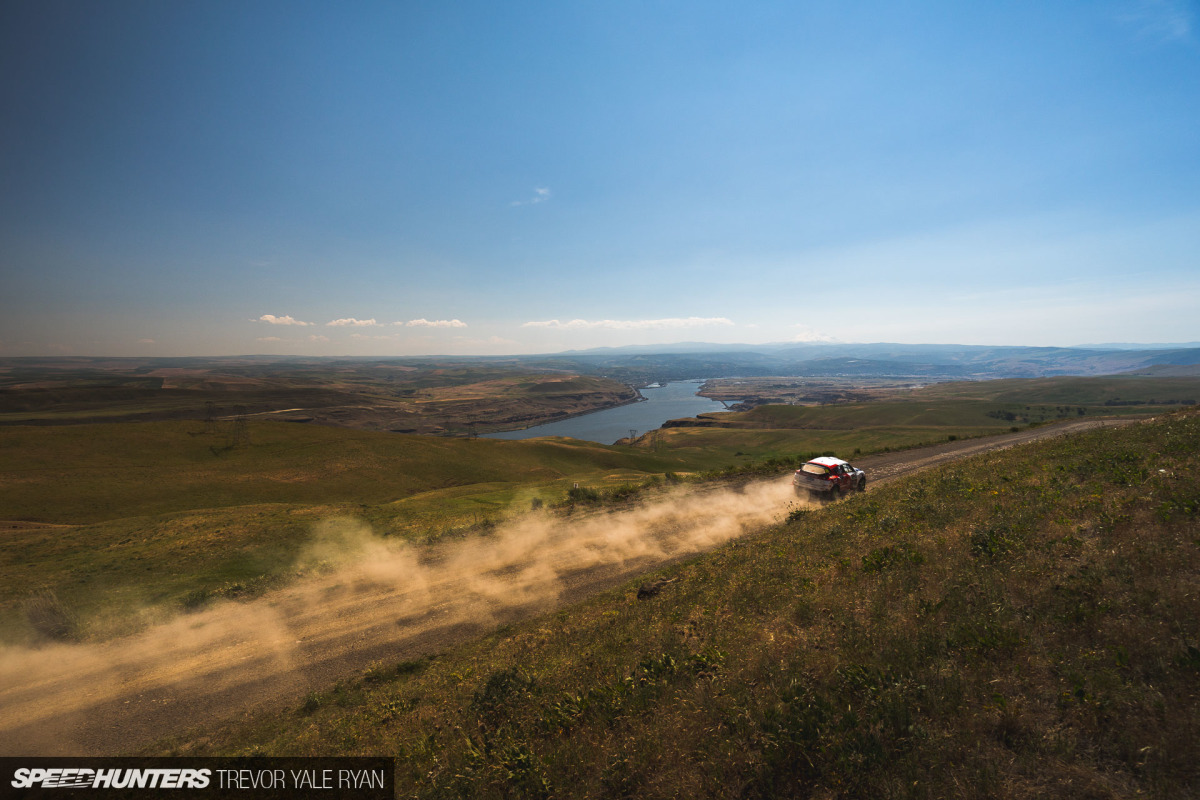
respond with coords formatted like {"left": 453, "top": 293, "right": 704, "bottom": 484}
{"left": 0, "top": 758, "right": 391, "bottom": 798}
{"left": 11, "top": 768, "right": 210, "bottom": 789}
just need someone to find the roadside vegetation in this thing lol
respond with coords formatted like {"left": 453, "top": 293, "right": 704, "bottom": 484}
{"left": 160, "top": 410, "right": 1200, "bottom": 798}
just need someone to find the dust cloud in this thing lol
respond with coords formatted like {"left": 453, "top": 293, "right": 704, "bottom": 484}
{"left": 0, "top": 477, "right": 805, "bottom": 755}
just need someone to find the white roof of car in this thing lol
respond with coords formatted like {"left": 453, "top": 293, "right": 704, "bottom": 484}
{"left": 807, "top": 456, "right": 848, "bottom": 467}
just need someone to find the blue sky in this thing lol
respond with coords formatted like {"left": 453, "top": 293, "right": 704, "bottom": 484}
{"left": 1, "top": 1, "right": 1197, "bottom": 356}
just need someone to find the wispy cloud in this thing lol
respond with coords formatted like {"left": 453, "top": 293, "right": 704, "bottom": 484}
{"left": 308, "top": 334, "right": 330, "bottom": 343}
{"left": 523, "top": 317, "right": 736, "bottom": 330}
{"left": 511, "top": 186, "right": 551, "bottom": 206}
{"left": 402, "top": 318, "right": 468, "bottom": 328}
{"left": 1118, "top": 0, "right": 1192, "bottom": 42}
{"left": 327, "top": 317, "right": 379, "bottom": 327}
{"left": 258, "top": 314, "right": 312, "bottom": 326}
{"left": 790, "top": 325, "right": 837, "bottom": 343}
{"left": 256, "top": 336, "right": 284, "bottom": 342}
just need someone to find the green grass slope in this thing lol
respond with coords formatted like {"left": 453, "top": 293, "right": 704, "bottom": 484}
{"left": 176, "top": 411, "right": 1200, "bottom": 798}
{"left": 0, "top": 420, "right": 685, "bottom": 640}
{"left": 0, "top": 420, "right": 679, "bottom": 525}
{"left": 913, "top": 375, "right": 1200, "bottom": 405}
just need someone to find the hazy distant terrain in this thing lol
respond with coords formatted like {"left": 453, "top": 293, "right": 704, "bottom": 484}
{"left": 4, "top": 344, "right": 1197, "bottom": 440}
{"left": 531, "top": 342, "right": 1200, "bottom": 383}
{"left": 4, "top": 341, "right": 1198, "bottom": 426}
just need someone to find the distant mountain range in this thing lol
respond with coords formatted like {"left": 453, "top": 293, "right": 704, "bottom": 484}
{"left": 1072, "top": 342, "right": 1200, "bottom": 350}
{"left": 523, "top": 342, "right": 1200, "bottom": 383}
{"left": 4, "top": 342, "right": 1198, "bottom": 386}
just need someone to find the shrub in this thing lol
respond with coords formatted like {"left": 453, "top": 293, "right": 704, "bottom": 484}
{"left": 566, "top": 486, "right": 600, "bottom": 504}
{"left": 786, "top": 506, "right": 810, "bottom": 523}
{"left": 605, "top": 484, "right": 641, "bottom": 502}
{"left": 23, "top": 588, "right": 78, "bottom": 641}
{"left": 298, "top": 691, "right": 323, "bottom": 715}
{"left": 472, "top": 668, "right": 537, "bottom": 727}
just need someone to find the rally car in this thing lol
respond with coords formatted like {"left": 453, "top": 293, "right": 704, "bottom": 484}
{"left": 792, "top": 456, "right": 866, "bottom": 500}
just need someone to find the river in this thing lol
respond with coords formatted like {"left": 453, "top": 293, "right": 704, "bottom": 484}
{"left": 484, "top": 380, "right": 735, "bottom": 445}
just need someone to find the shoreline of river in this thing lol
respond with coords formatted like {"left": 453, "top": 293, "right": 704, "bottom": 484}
{"left": 483, "top": 380, "right": 737, "bottom": 445}
{"left": 482, "top": 385, "right": 647, "bottom": 436}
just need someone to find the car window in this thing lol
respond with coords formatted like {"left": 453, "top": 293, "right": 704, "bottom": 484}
{"left": 801, "top": 463, "right": 828, "bottom": 476}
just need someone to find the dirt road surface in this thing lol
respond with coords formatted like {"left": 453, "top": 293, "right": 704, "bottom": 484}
{"left": 0, "top": 417, "right": 1139, "bottom": 755}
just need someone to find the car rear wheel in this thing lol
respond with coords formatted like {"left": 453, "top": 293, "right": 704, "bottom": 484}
{"left": 828, "top": 485, "right": 841, "bottom": 501}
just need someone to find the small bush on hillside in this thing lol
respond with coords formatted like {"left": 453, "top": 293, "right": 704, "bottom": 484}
{"left": 298, "top": 691, "right": 323, "bottom": 716}
{"left": 472, "top": 668, "right": 537, "bottom": 728}
{"left": 180, "top": 588, "right": 212, "bottom": 611}
{"left": 605, "top": 484, "right": 641, "bottom": 502}
{"left": 566, "top": 486, "right": 600, "bottom": 504}
{"left": 23, "top": 589, "right": 79, "bottom": 641}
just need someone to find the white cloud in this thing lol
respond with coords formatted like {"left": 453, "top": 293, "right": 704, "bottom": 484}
{"left": 308, "top": 334, "right": 330, "bottom": 343}
{"left": 327, "top": 317, "right": 379, "bottom": 327}
{"left": 790, "top": 325, "right": 837, "bottom": 343}
{"left": 258, "top": 314, "right": 312, "bottom": 326}
{"left": 257, "top": 336, "right": 284, "bottom": 342}
{"left": 522, "top": 317, "right": 736, "bottom": 330}
{"left": 403, "top": 318, "right": 468, "bottom": 328}
{"left": 512, "top": 186, "right": 552, "bottom": 206}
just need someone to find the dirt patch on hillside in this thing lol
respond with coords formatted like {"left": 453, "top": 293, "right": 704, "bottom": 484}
{"left": 0, "top": 520, "right": 73, "bottom": 532}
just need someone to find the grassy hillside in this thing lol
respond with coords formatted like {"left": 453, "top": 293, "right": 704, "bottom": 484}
{"left": 912, "top": 375, "right": 1200, "bottom": 405}
{"left": 0, "top": 420, "right": 681, "bottom": 524}
{"left": 168, "top": 411, "right": 1200, "bottom": 798}
{"left": 646, "top": 398, "right": 1091, "bottom": 467}
{"left": 0, "top": 420, "right": 687, "bottom": 640}
{"left": 0, "top": 377, "right": 1169, "bottom": 645}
